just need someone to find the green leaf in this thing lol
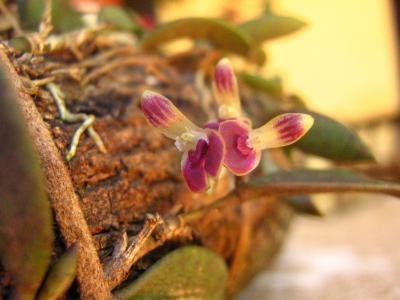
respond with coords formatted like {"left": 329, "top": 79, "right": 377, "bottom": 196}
{"left": 285, "top": 195, "right": 323, "bottom": 215}
{"left": 241, "top": 73, "right": 283, "bottom": 98}
{"left": 113, "top": 246, "right": 228, "bottom": 300}
{"left": 37, "top": 245, "right": 78, "bottom": 300}
{"left": 98, "top": 5, "right": 139, "bottom": 32}
{"left": 140, "top": 17, "right": 266, "bottom": 65}
{"left": 0, "top": 67, "right": 53, "bottom": 298}
{"left": 18, "top": 0, "right": 84, "bottom": 32}
{"left": 245, "top": 169, "right": 400, "bottom": 198}
{"left": 239, "top": 13, "right": 307, "bottom": 44}
{"left": 294, "top": 110, "right": 375, "bottom": 161}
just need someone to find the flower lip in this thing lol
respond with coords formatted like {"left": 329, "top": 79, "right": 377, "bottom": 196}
{"left": 203, "top": 130, "right": 225, "bottom": 178}
{"left": 182, "top": 151, "right": 208, "bottom": 193}
{"left": 181, "top": 130, "right": 225, "bottom": 192}
{"left": 188, "top": 139, "right": 208, "bottom": 165}
{"left": 236, "top": 135, "right": 253, "bottom": 156}
{"left": 219, "top": 119, "right": 260, "bottom": 176}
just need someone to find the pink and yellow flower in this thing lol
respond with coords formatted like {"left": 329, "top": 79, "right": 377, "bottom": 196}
{"left": 141, "top": 91, "right": 225, "bottom": 192}
{"left": 210, "top": 58, "right": 314, "bottom": 175}
{"left": 140, "top": 58, "right": 314, "bottom": 192}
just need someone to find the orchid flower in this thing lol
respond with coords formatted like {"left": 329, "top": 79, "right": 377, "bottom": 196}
{"left": 210, "top": 58, "right": 314, "bottom": 175}
{"left": 140, "top": 91, "right": 225, "bottom": 193}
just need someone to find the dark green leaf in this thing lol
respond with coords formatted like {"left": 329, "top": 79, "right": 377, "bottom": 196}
{"left": 294, "top": 110, "right": 375, "bottom": 161}
{"left": 239, "top": 13, "right": 307, "bottom": 44}
{"left": 114, "top": 246, "right": 228, "bottom": 300}
{"left": 37, "top": 245, "right": 78, "bottom": 300}
{"left": 140, "top": 18, "right": 266, "bottom": 65}
{"left": 0, "top": 66, "right": 53, "bottom": 298}
{"left": 241, "top": 73, "right": 283, "bottom": 98}
{"left": 245, "top": 169, "right": 400, "bottom": 198}
{"left": 18, "top": 0, "right": 84, "bottom": 32}
{"left": 98, "top": 5, "right": 139, "bottom": 32}
{"left": 285, "top": 195, "right": 323, "bottom": 215}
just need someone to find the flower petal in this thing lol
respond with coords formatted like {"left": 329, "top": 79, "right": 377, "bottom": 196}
{"left": 219, "top": 120, "right": 261, "bottom": 176}
{"left": 249, "top": 113, "right": 314, "bottom": 150}
{"left": 181, "top": 151, "right": 208, "bottom": 193}
{"left": 212, "top": 58, "right": 241, "bottom": 119}
{"left": 204, "top": 130, "right": 225, "bottom": 177}
{"left": 203, "top": 120, "right": 220, "bottom": 130}
{"left": 141, "top": 91, "right": 199, "bottom": 139}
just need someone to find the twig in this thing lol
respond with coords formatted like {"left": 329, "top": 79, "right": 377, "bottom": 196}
{"left": 66, "top": 115, "right": 95, "bottom": 161}
{"left": 104, "top": 215, "right": 162, "bottom": 290}
{"left": 103, "top": 214, "right": 193, "bottom": 290}
{"left": 38, "top": 0, "right": 53, "bottom": 41}
{"left": 82, "top": 57, "right": 165, "bottom": 85}
{"left": 46, "top": 83, "right": 106, "bottom": 160}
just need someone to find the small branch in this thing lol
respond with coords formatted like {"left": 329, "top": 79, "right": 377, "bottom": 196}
{"left": 46, "top": 83, "right": 107, "bottom": 160}
{"left": 104, "top": 215, "right": 162, "bottom": 290}
{"left": 104, "top": 214, "right": 193, "bottom": 290}
{"left": 66, "top": 115, "right": 95, "bottom": 161}
{"left": 82, "top": 57, "right": 165, "bottom": 85}
{"left": 38, "top": 0, "right": 53, "bottom": 41}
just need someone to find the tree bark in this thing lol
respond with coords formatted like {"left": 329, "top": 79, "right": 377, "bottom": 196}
{"left": 0, "top": 43, "right": 292, "bottom": 298}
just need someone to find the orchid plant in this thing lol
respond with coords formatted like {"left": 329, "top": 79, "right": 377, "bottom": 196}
{"left": 141, "top": 58, "right": 314, "bottom": 192}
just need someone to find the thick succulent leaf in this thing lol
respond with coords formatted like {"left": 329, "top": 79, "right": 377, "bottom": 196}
{"left": 0, "top": 68, "right": 53, "bottom": 298}
{"left": 98, "top": 5, "right": 140, "bottom": 32}
{"left": 246, "top": 169, "right": 400, "bottom": 198}
{"left": 140, "top": 18, "right": 266, "bottom": 65}
{"left": 18, "top": 0, "right": 84, "bottom": 32}
{"left": 241, "top": 73, "right": 283, "bottom": 98}
{"left": 37, "top": 245, "right": 78, "bottom": 300}
{"left": 113, "top": 246, "right": 228, "bottom": 300}
{"left": 294, "top": 110, "right": 375, "bottom": 161}
{"left": 239, "top": 13, "right": 307, "bottom": 44}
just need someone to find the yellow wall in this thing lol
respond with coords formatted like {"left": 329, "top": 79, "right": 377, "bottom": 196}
{"left": 267, "top": 0, "right": 398, "bottom": 123}
{"left": 161, "top": 0, "right": 399, "bottom": 123}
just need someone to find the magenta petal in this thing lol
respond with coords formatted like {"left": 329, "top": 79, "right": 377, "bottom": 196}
{"left": 141, "top": 91, "right": 176, "bottom": 127}
{"left": 203, "top": 120, "right": 221, "bottom": 131}
{"left": 182, "top": 152, "right": 208, "bottom": 193}
{"left": 219, "top": 120, "right": 260, "bottom": 176}
{"left": 204, "top": 131, "right": 225, "bottom": 177}
{"left": 214, "top": 61, "right": 235, "bottom": 95}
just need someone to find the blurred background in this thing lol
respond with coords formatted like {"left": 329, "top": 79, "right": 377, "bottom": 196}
{"left": 158, "top": 0, "right": 400, "bottom": 299}
{"left": 10, "top": 0, "right": 400, "bottom": 298}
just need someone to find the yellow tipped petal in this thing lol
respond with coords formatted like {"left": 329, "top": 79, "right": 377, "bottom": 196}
{"left": 141, "top": 91, "right": 199, "bottom": 139}
{"left": 212, "top": 58, "right": 241, "bottom": 119}
{"left": 249, "top": 113, "right": 314, "bottom": 150}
